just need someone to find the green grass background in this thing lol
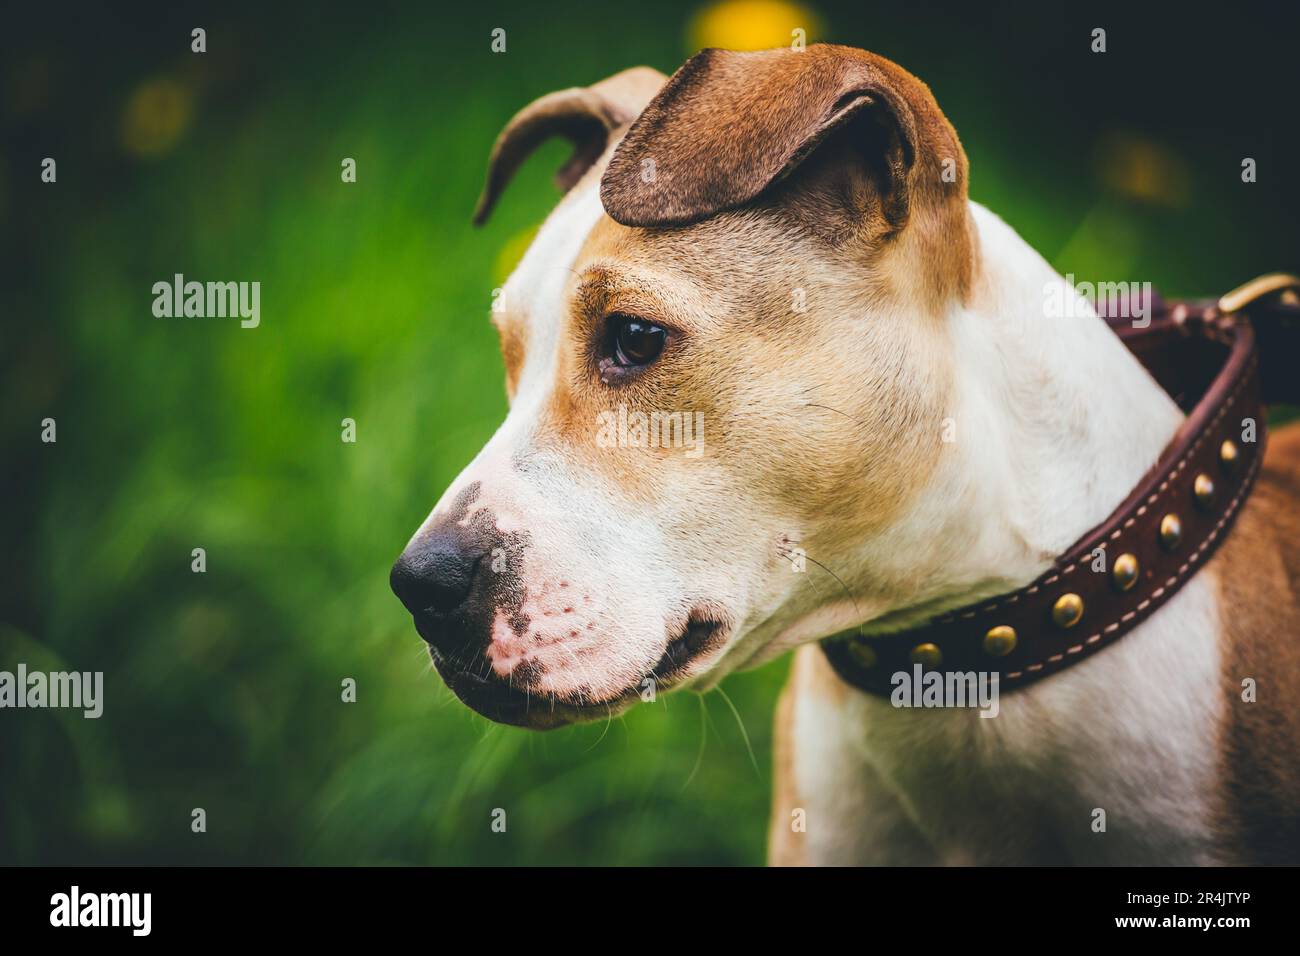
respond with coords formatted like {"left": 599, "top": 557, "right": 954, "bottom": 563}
{"left": 2, "top": 1, "right": 1296, "bottom": 864}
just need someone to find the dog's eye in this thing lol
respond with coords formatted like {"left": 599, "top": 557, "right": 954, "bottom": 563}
{"left": 607, "top": 314, "right": 667, "bottom": 368}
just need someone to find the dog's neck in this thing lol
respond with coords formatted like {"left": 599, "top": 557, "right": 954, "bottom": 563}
{"left": 855, "top": 203, "right": 1186, "bottom": 635}
{"left": 720, "top": 203, "right": 1188, "bottom": 674}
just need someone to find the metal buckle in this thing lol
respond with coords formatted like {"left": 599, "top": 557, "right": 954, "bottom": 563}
{"left": 1218, "top": 272, "right": 1300, "bottom": 315}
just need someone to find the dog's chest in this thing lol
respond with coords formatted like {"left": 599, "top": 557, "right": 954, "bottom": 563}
{"left": 792, "top": 576, "right": 1227, "bottom": 864}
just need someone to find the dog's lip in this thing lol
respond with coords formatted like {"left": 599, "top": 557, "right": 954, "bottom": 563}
{"left": 438, "top": 663, "right": 636, "bottom": 730}
{"left": 650, "top": 614, "right": 727, "bottom": 683}
{"left": 411, "top": 612, "right": 449, "bottom": 647}
{"left": 422, "top": 610, "right": 730, "bottom": 729}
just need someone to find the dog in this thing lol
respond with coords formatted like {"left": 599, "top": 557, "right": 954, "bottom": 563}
{"left": 390, "top": 44, "right": 1300, "bottom": 865}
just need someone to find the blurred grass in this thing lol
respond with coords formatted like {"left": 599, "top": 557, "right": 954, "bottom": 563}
{"left": 2, "top": 0, "right": 1297, "bottom": 865}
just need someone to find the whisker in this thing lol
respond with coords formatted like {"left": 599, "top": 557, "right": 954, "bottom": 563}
{"left": 803, "top": 401, "right": 872, "bottom": 430}
{"left": 714, "top": 684, "right": 761, "bottom": 778}
{"left": 778, "top": 543, "right": 862, "bottom": 620}
{"left": 681, "top": 694, "right": 710, "bottom": 792}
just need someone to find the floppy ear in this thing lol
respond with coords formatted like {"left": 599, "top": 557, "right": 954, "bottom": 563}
{"left": 472, "top": 66, "right": 667, "bottom": 226}
{"left": 600, "top": 45, "right": 965, "bottom": 231}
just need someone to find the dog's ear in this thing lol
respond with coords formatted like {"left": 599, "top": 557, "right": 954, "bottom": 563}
{"left": 472, "top": 67, "right": 667, "bottom": 226}
{"left": 600, "top": 45, "right": 966, "bottom": 231}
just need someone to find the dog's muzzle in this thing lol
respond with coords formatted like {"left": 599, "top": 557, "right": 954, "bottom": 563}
{"left": 389, "top": 524, "right": 486, "bottom": 655}
{"left": 390, "top": 514, "right": 537, "bottom": 723}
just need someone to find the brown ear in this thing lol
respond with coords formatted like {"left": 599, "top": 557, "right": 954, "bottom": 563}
{"left": 599, "top": 45, "right": 965, "bottom": 230}
{"left": 472, "top": 66, "right": 667, "bottom": 226}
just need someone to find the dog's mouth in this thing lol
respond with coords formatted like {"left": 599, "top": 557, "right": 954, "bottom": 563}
{"left": 429, "top": 611, "right": 729, "bottom": 730}
{"left": 438, "top": 667, "right": 630, "bottom": 730}
{"left": 650, "top": 613, "right": 728, "bottom": 683}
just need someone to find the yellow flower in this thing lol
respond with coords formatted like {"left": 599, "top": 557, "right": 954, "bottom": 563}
{"left": 687, "top": 0, "right": 824, "bottom": 53}
{"left": 120, "top": 78, "right": 193, "bottom": 158}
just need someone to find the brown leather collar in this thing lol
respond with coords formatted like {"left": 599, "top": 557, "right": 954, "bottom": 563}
{"left": 822, "top": 274, "right": 1300, "bottom": 697}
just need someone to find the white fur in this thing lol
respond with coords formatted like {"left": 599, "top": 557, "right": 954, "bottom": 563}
{"left": 782, "top": 204, "right": 1226, "bottom": 864}
{"left": 415, "top": 182, "right": 689, "bottom": 702}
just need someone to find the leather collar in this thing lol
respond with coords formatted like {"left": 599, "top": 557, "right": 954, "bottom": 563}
{"left": 822, "top": 274, "right": 1300, "bottom": 697}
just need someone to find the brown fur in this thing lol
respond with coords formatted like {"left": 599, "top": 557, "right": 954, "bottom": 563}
{"left": 1212, "top": 421, "right": 1300, "bottom": 862}
{"left": 767, "top": 672, "right": 806, "bottom": 866}
{"left": 538, "top": 201, "right": 953, "bottom": 542}
{"left": 769, "top": 642, "right": 859, "bottom": 866}
{"left": 601, "top": 45, "right": 972, "bottom": 307}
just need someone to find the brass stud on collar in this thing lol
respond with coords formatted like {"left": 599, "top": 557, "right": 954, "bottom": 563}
{"left": 1112, "top": 553, "right": 1139, "bottom": 592}
{"left": 1052, "top": 593, "right": 1084, "bottom": 628}
{"left": 1160, "top": 513, "right": 1183, "bottom": 550}
{"left": 1219, "top": 439, "right": 1239, "bottom": 471}
{"left": 847, "top": 640, "right": 877, "bottom": 669}
{"left": 910, "top": 642, "right": 942, "bottom": 669}
{"left": 983, "top": 625, "right": 1017, "bottom": 657}
{"left": 1193, "top": 473, "right": 1216, "bottom": 510}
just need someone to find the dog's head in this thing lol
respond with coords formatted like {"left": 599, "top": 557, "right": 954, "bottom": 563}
{"left": 391, "top": 45, "right": 974, "bottom": 728}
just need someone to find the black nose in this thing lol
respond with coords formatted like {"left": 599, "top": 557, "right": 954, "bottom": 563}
{"left": 390, "top": 530, "right": 483, "bottom": 618}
